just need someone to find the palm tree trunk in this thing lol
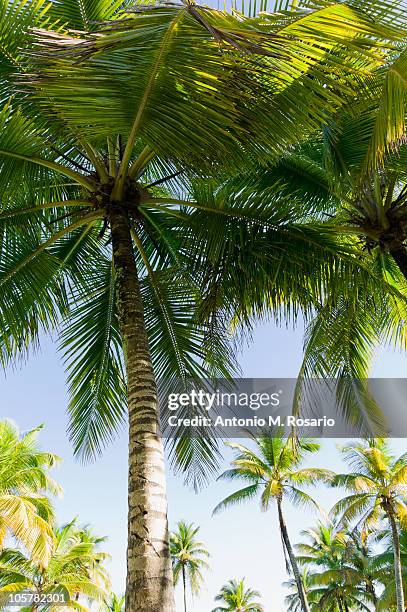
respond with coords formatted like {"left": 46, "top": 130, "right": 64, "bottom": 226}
{"left": 387, "top": 507, "right": 405, "bottom": 612}
{"left": 110, "top": 203, "right": 175, "bottom": 612}
{"left": 276, "top": 498, "right": 310, "bottom": 612}
{"left": 182, "top": 565, "right": 187, "bottom": 612}
{"left": 366, "top": 580, "right": 379, "bottom": 610}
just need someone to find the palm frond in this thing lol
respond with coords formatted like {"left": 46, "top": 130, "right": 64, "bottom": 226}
{"left": 61, "top": 257, "right": 126, "bottom": 460}
{"left": 212, "top": 484, "right": 260, "bottom": 515}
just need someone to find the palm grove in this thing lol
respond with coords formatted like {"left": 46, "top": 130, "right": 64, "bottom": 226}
{"left": 0, "top": 0, "right": 407, "bottom": 609}
{"left": 0, "top": 422, "right": 406, "bottom": 610}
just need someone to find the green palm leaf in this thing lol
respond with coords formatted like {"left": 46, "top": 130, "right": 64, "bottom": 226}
{"left": 61, "top": 257, "right": 126, "bottom": 460}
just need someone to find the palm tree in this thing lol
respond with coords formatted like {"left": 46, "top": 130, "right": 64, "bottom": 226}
{"left": 241, "top": 102, "right": 407, "bottom": 426}
{"left": 241, "top": 12, "right": 407, "bottom": 279}
{"left": 371, "top": 528, "right": 407, "bottom": 610}
{"left": 287, "top": 564, "right": 375, "bottom": 612}
{"left": 294, "top": 524, "right": 379, "bottom": 611}
{"left": 0, "top": 0, "right": 402, "bottom": 607}
{"left": 104, "top": 593, "right": 125, "bottom": 611}
{"left": 305, "top": 579, "right": 371, "bottom": 612}
{"left": 0, "top": 420, "right": 61, "bottom": 564}
{"left": 213, "top": 436, "right": 333, "bottom": 612}
{"left": 330, "top": 439, "right": 407, "bottom": 612}
{"left": 283, "top": 568, "right": 319, "bottom": 612}
{"left": 170, "top": 521, "right": 209, "bottom": 612}
{"left": 344, "top": 529, "right": 381, "bottom": 609}
{"left": 212, "top": 579, "right": 264, "bottom": 612}
{"left": 295, "top": 523, "right": 348, "bottom": 569}
{"left": 0, "top": 518, "right": 109, "bottom": 610}
{"left": 285, "top": 570, "right": 371, "bottom": 612}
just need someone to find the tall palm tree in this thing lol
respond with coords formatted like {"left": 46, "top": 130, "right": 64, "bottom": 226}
{"left": 330, "top": 439, "right": 407, "bottom": 612}
{"left": 0, "top": 420, "right": 61, "bottom": 564}
{"left": 0, "top": 518, "right": 109, "bottom": 610}
{"left": 212, "top": 579, "right": 264, "bottom": 612}
{"left": 170, "top": 521, "right": 209, "bottom": 612}
{"left": 0, "top": 1, "right": 402, "bottom": 608}
{"left": 213, "top": 436, "right": 333, "bottom": 612}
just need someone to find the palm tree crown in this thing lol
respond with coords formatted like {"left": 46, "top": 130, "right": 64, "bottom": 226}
{"left": 0, "top": 420, "right": 61, "bottom": 564}
{"left": 283, "top": 569, "right": 320, "bottom": 612}
{"left": 214, "top": 437, "right": 332, "bottom": 515}
{"left": 331, "top": 439, "right": 407, "bottom": 612}
{"left": 212, "top": 578, "right": 264, "bottom": 612}
{"left": 294, "top": 524, "right": 379, "bottom": 611}
{"left": 0, "top": 0, "right": 398, "bottom": 471}
{"left": 0, "top": 518, "right": 110, "bottom": 609}
{"left": 170, "top": 521, "right": 210, "bottom": 611}
{"left": 331, "top": 439, "right": 407, "bottom": 531}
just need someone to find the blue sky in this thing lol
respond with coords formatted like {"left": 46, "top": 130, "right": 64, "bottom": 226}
{"left": 0, "top": 321, "right": 405, "bottom": 611}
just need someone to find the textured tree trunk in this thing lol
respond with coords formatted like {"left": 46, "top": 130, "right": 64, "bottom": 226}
{"left": 110, "top": 203, "right": 175, "bottom": 612}
{"left": 182, "top": 565, "right": 187, "bottom": 612}
{"left": 387, "top": 507, "right": 405, "bottom": 612}
{"left": 276, "top": 498, "right": 310, "bottom": 612}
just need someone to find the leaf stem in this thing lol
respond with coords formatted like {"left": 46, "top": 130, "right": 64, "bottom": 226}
{"left": 112, "top": 9, "right": 185, "bottom": 199}
{"left": 0, "top": 149, "right": 95, "bottom": 191}
{"left": 107, "top": 137, "right": 117, "bottom": 177}
{"left": 129, "top": 145, "right": 156, "bottom": 180}
{"left": 0, "top": 200, "right": 92, "bottom": 220}
{"left": 0, "top": 211, "right": 102, "bottom": 288}
{"left": 76, "top": 135, "right": 109, "bottom": 183}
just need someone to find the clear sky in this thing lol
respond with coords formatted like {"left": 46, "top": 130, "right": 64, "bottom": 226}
{"left": 0, "top": 320, "right": 405, "bottom": 611}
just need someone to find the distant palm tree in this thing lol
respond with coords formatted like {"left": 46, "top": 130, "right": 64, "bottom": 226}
{"left": 214, "top": 436, "right": 332, "bottom": 612}
{"left": 283, "top": 569, "right": 320, "bottom": 611}
{"left": 305, "top": 580, "right": 371, "bottom": 611}
{"left": 295, "top": 522, "right": 348, "bottom": 570}
{"left": 0, "top": 420, "right": 61, "bottom": 564}
{"left": 285, "top": 570, "right": 371, "bottom": 612}
{"left": 170, "top": 521, "right": 210, "bottom": 612}
{"left": 293, "top": 524, "right": 372, "bottom": 610}
{"left": 331, "top": 439, "right": 407, "bottom": 612}
{"left": 104, "top": 593, "right": 125, "bottom": 611}
{"left": 0, "top": 518, "right": 109, "bottom": 610}
{"left": 344, "top": 529, "right": 381, "bottom": 609}
{"left": 373, "top": 528, "right": 407, "bottom": 610}
{"left": 212, "top": 578, "right": 264, "bottom": 612}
